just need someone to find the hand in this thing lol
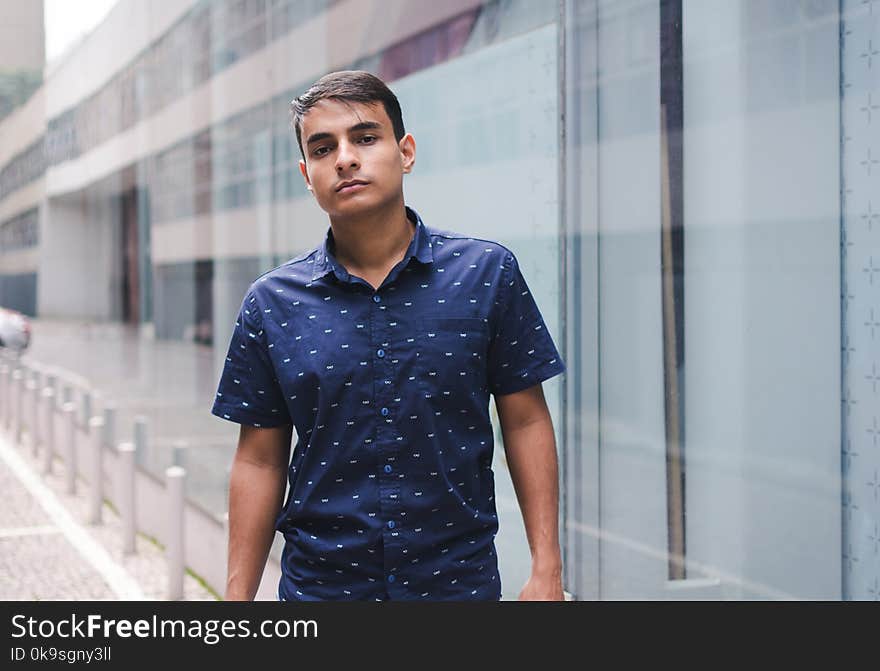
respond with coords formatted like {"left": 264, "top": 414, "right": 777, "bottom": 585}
{"left": 518, "top": 568, "right": 565, "bottom": 601}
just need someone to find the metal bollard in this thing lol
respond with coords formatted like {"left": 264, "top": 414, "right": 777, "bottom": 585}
{"left": 102, "top": 402, "right": 117, "bottom": 451}
{"left": 80, "top": 389, "right": 92, "bottom": 427}
{"left": 44, "top": 372, "right": 57, "bottom": 400}
{"left": 29, "top": 366, "right": 42, "bottom": 406}
{"left": 41, "top": 387, "right": 55, "bottom": 475}
{"left": 88, "top": 416, "right": 105, "bottom": 525}
{"left": 26, "top": 378, "right": 38, "bottom": 456}
{"left": 5, "top": 364, "right": 16, "bottom": 433}
{"left": 80, "top": 390, "right": 92, "bottom": 430}
{"left": 224, "top": 465, "right": 232, "bottom": 514}
{"left": 221, "top": 509, "right": 230, "bottom": 548}
{"left": 133, "top": 416, "right": 148, "bottom": 468}
{"left": 0, "top": 364, "right": 8, "bottom": 434}
{"left": 5, "top": 365, "right": 12, "bottom": 433}
{"left": 171, "top": 440, "right": 187, "bottom": 469}
{"left": 11, "top": 369, "right": 23, "bottom": 445}
{"left": 118, "top": 442, "right": 136, "bottom": 555}
{"left": 32, "top": 371, "right": 44, "bottom": 453}
{"left": 166, "top": 465, "right": 186, "bottom": 600}
{"left": 62, "top": 401, "right": 77, "bottom": 495}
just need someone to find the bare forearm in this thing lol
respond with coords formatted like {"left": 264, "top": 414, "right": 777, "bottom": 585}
{"left": 225, "top": 455, "right": 287, "bottom": 600}
{"left": 501, "top": 417, "right": 562, "bottom": 574}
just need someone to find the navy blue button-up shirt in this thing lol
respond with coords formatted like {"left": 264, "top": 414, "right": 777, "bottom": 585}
{"left": 212, "top": 207, "right": 565, "bottom": 601}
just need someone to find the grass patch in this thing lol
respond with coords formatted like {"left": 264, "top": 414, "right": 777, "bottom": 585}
{"left": 137, "top": 531, "right": 165, "bottom": 551}
{"left": 102, "top": 497, "right": 118, "bottom": 515}
{"left": 186, "top": 568, "right": 222, "bottom": 601}
{"left": 133, "top": 533, "right": 222, "bottom": 600}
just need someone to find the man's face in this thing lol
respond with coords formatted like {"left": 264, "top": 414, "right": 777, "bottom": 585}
{"left": 298, "top": 99, "right": 415, "bottom": 218}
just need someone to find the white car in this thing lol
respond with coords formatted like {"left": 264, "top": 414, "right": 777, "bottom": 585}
{"left": 0, "top": 308, "right": 31, "bottom": 351}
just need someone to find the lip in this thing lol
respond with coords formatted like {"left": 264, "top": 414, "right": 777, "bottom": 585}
{"left": 336, "top": 180, "right": 369, "bottom": 193}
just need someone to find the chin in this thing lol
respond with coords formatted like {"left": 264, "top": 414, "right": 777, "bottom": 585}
{"left": 332, "top": 195, "right": 389, "bottom": 216}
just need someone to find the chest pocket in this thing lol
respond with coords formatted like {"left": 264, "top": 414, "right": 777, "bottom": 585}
{"left": 419, "top": 317, "right": 489, "bottom": 402}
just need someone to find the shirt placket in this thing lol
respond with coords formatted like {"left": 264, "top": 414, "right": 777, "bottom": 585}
{"left": 370, "top": 290, "right": 404, "bottom": 595}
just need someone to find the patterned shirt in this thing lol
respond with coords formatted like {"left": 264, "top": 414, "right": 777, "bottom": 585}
{"left": 212, "top": 206, "right": 565, "bottom": 601}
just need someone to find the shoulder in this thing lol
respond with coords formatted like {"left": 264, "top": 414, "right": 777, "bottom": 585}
{"left": 244, "top": 247, "right": 322, "bottom": 301}
{"left": 237, "top": 246, "right": 322, "bottom": 324}
{"left": 424, "top": 226, "right": 517, "bottom": 269}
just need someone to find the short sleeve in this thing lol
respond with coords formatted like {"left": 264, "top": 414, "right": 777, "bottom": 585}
{"left": 211, "top": 291, "right": 292, "bottom": 427}
{"left": 487, "top": 251, "right": 566, "bottom": 396}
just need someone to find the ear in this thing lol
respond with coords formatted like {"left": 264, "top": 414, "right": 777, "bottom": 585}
{"left": 399, "top": 133, "right": 416, "bottom": 174}
{"left": 299, "top": 159, "right": 313, "bottom": 192}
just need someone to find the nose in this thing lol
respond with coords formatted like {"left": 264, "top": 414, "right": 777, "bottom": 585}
{"left": 335, "top": 139, "right": 360, "bottom": 173}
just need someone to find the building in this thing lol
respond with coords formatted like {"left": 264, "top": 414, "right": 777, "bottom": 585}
{"left": 0, "top": 0, "right": 876, "bottom": 600}
{"left": 0, "top": 0, "right": 44, "bottom": 309}
{"left": 0, "top": 0, "right": 44, "bottom": 123}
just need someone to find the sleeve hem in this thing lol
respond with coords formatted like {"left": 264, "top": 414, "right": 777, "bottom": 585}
{"left": 490, "top": 359, "right": 566, "bottom": 397}
{"left": 211, "top": 402, "right": 291, "bottom": 428}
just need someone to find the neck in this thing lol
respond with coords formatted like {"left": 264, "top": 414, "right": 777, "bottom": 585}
{"left": 328, "top": 197, "right": 414, "bottom": 273}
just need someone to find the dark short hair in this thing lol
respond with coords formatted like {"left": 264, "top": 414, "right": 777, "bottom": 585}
{"left": 290, "top": 70, "right": 405, "bottom": 160}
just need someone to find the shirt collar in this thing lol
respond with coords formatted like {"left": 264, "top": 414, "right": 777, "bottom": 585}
{"left": 311, "top": 206, "right": 434, "bottom": 282}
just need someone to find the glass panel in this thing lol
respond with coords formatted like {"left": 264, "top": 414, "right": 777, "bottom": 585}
{"left": 563, "top": 0, "right": 875, "bottom": 600}
{"left": 840, "top": 0, "right": 880, "bottom": 601}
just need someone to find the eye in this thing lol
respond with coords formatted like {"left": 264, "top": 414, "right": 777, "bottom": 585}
{"left": 358, "top": 135, "right": 377, "bottom": 144}
{"left": 312, "top": 146, "right": 330, "bottom": 157}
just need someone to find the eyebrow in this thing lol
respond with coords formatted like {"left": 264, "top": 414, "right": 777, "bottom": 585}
{"left": 306, "top": 121, "right": 383, "bottom": 146}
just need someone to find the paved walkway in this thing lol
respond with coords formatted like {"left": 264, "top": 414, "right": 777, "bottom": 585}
{"left": 0, "top": 431, "right": 218, "bottom": 601}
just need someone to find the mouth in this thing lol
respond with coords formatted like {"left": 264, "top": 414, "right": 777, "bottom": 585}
{"left": 336, "top": 180, "right": 369, "bottom": 193}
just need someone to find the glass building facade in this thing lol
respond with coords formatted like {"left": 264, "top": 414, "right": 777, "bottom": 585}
{"left": 0, "top": 0, "right": 877, "bottom": 600}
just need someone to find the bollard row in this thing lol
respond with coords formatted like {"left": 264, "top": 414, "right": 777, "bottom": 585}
{"left": 2, "top": 367, "right": 192, "bottom": 601}
{"left": 41, "top": 386, "right": 55, "bottom": 475}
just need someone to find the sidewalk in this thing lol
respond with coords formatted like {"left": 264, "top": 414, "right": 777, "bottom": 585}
{"left": 0, "top": 432, "right": 218, "bottom": 601}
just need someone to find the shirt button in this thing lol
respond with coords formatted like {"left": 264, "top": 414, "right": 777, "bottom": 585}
{"left": 372, "top": 294, "right": 381, "bottom": 303}
{"left": 384, "top": 464, "right": 393, "bottom": 474}
{"left": 376, "top": 349, "right": 385, "bottom": 358}
{"left": 380, "top": 407, "right": 390, "bottom": 417}
{"left": 387, "top": 520, "right": 396, "bottom": 529}
{"left": 387, "top": 575, "right": 396, "bottom": 584}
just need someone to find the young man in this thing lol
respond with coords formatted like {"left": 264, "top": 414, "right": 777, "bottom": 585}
{"left": 212, "top": 71, "right": 566, "bottom": 601}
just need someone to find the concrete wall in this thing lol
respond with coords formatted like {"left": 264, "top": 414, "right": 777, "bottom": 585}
{"left": 38, "top": 194, "right": 121, "bottom": 320}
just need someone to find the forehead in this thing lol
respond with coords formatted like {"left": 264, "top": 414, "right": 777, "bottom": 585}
{"left": 300, "top": 99, "right": 391, "bottom": 136}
